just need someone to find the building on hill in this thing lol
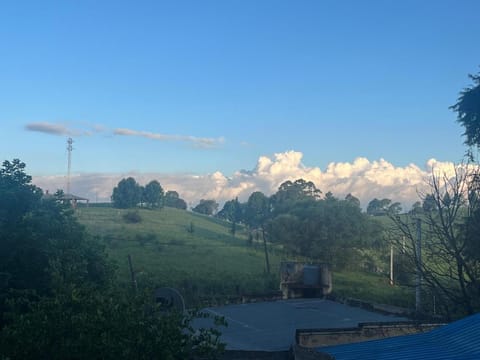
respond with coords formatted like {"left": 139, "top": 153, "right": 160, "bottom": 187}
{"left": 43, "top": 190, "right": 89, "bottom": 208}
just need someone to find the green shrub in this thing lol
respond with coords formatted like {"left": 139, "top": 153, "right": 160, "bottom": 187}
{"left": 123, "top": 211, "right": 142, "bottom": 224}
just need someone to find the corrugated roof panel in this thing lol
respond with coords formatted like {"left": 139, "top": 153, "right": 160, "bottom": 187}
{"left": 317, "top": 313, "right": 480, "bottom": 360}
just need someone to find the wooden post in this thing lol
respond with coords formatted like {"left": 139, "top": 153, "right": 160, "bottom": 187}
{"left": 415, "top": 219, "right": 422, "bottom": 313}
{"left": 128, "top": 254, "right": 137, "bottom": 291}
{"left": 262, "top": 227, "right": 270, "bottom": 274}
{"left": 390, "top": 244, "right": 394, "bottom": 286}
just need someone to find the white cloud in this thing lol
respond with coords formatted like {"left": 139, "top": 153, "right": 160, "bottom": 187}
{"left": 113, "top": 128, "right": 225, "bottom": 148}
{"left": 25, "top": 122, "right": 224, "bottom": 149}
{"left": 25, "top": 122, "right": 95, "bottom": 137}
{"left": 31, "top": 151, "right": 459, "bottom": 210}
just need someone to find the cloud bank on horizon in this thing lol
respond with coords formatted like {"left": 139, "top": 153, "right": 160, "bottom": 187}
{"left": 31, "top": 150, "right": 457, "bottom": 210}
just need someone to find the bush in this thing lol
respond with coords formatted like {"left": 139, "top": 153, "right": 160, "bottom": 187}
{"left": 1, "top": 286, "right": 226, "bottom": 359}
{"left": 135, "top": 233, "right": 157, "bottom": 246}
{"left": 123, "top": 211, "right": 142, "bottom": 224}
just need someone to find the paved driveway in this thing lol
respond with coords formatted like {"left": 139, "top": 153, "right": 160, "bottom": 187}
{"left": 198, "top": 299, "right": 407, "bottom": 351}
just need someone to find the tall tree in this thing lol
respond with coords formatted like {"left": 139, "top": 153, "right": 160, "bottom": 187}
{"left": 451, "top": 71, "right": 480, "bottom": 148}
{"left": 164, "top": 190, "right": 187, "bottom": 210}
{"left": 269, "top": 193, "right": 378, "bottom": 268}
{"left": 271, "top": 179, "right": 321, "bottom": 214}
{"left": 111, "top": 177, "right": 142, "bottom": 209}
{"left": 217, "top": 198, "right": 243, "bottom": 236}
{"left": 388, "top": 202, "right": 402, "bottom": 214}
{"left": 142, "top": 180, "right": 164, "bottom": 208}
{"left": 245, "top": 192, "right": 271, "bottom": 273}
{"left": 345, "top": 193, "right": 361, "bottom": 208}
{"left": 0, "top": 160, "right": 111, "bottom": 326}
{"left": 409, "top": 201, "right": 423, "bottom": 215}
{"left": 192, "top": 199, "right": 218, "bottom": 216}
{"left": 0, "top": 159, "right": 42, "bottom": 229}
{"left": 0, "top": 159, "right": 46, "bottom": 296}
{"left": 366, "top": 198, "right": 392, "bottom": 216}
{"left": 389, "top": 165, "right": 480, "bottom": 317}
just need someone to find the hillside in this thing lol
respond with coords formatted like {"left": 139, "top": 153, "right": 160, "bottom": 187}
{"left": 76, "top": 206, "right": 414, "bottom": 308}
{"left": 76, "top": 206, "right": 282, "bottom": 305}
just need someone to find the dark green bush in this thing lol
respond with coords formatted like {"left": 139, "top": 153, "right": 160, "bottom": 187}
{"left": 123, "top": 210, "right": 142, "bottom": 224}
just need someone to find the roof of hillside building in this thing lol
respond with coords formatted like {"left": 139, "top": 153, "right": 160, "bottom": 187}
{"left": 317, "top": 313, "right": 480, "bottom": 360}
{"left": 42, "top": 191, "right": 89, "bottom": 202}
{"left": 61, "top": 193, "right": 89, "bottom": 201}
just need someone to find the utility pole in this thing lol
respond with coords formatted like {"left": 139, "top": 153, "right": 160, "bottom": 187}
{"left": 67, "top": 137, "right": 73, "bottom": 195}
{"left": 415, "top": 218, "right": 422, "bottom": 314}
{"left": 389, "top": 243, "right": 394, "bottom": 286}
{"left": 262, "top": 227, "right": 270, "bottom": 274}
{"left": 127, "top": 254, "right": 137, "bottom": 291}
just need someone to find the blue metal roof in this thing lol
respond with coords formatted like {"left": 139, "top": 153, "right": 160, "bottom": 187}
{"left": 317, "top": 313, "right": 480, "bottom": 360}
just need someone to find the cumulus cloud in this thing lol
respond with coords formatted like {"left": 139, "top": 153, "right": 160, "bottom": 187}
{"left": 113, "top": 128, "right": 225, "bottom": 148}
{"left": 25, "top": 122, "right": 100, "bottom": 137}
{"left": 31, "top": 151, "right": 460, "bottom": 211}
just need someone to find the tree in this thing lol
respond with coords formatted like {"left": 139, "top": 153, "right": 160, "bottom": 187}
{"left": 0, "top": 159, "right": 46, "bottom": 297}
{"left": 451, "top": 71, "right": 480, "bottom": 148}
{"left": 366, "top": 198, "right": 392, "bottom": 216}
{"left": 269, "top": 193, "right": 379, "bottom": 269}
{"left": 164, "top": 190, "right": 187, "bottom": 210}
{"left": 217, "top": 198, "right": 243, "bottom": 236}
{"left": 271, "top": 179, "right": 321, "bottom": 214}
{"left": 388, "top": 164, "right": 480, "bottom": 317}
{"left": 409, "top": 201, "right": 423, "bottom": 215}
{"left": 244, "top": 192, "right": 271, "bottom": 229}
{"left": 192, "top": 199, "right": 218, "bottom": 216}
{"left": 388, "top": 202, "right": 402, "bottom": 214}
{"left": 142, "top": 180, "right": 164, "bottom": 208}
{"left": 0, "top": 159, "right": 42, "bottom": 230}
{"left": 422, "top": 194, "right": 436, "bottom": 212}
{"left": 0, "top": 160, "right": 112, "bottom": 328}
{"left": 245, "top": 192, "right": 272, "bottom": 273}
{"left": 345, "top": 193, "right": 361, "bottom": 208}
{"left": 111, "top": 177, "right": 142, "bottom": 209}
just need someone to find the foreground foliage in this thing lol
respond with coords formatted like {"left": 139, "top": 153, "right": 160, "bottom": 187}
{"left": 0, "top": 159, "right": 225, "bottom": 359}
{"left": 2, "top": 286, "right": 224, "bottom": 360}
{"left": 389, "top": 163, "right": 480, "bottom": 318}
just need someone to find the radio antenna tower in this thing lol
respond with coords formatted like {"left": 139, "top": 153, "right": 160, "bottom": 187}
{"left": 67, "top": 137, "right": 73, "bottom": 195}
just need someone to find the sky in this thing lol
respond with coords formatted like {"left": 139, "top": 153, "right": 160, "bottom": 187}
{"left": 1, "top": 0, "right": 480, "bottom": 208}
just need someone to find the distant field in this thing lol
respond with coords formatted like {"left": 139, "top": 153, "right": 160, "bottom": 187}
{"left": 76, "top": 206, "right": 414, "bottom": 308}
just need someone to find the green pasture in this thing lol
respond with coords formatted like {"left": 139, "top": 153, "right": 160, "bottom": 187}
{"left": 334, "top": 271, "right": 414, "bottom": 309}
{"left": 76, "top": 206, "right": 282, "bottom": 305}
{"left": 76, "top": 206, "right": 413, "bottom": 308}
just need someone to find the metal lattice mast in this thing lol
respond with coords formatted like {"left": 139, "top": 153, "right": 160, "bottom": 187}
{"left": 67, "top": 137, "right": 73, "bottom": 194}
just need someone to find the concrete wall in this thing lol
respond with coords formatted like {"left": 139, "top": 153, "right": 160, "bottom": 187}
{"left": 221, "top": 350, "right": 291, "bottom": 360}
{"left": 296, "top": 322, "right": 445, "bottom": 348}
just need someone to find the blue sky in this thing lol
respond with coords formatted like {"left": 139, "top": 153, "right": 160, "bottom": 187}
{"left": 1, "top": 0, "right": 479, "bottom": 182}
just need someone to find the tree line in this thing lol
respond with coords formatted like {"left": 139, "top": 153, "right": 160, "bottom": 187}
{"left": 215, "top": 179, "right": 384, "bottom": 271}
{"left": 109, "top": 175, "right": 419, "bottom": 274}
{"left": 111, "top": 177, "right": 187, "bottom": 210}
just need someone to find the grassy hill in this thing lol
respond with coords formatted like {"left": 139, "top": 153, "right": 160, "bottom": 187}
{"left": 76, "top": 206, "right": 282, "bottom": 305}
{"left": 76, "top": 206, "right": 414, "bottom": 309}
